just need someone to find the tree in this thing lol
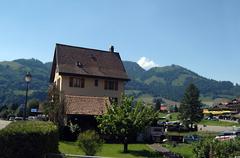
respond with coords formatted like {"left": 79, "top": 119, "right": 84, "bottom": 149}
{"left": 9, "top": 103, "right": 19, "bottom": 111}
{"left": 44, "top": 84, "right": 65, "bottom": 126}
{"left": 15, "top": 105, "right": 24, "bottom": 117}
{"left": 179, "top": 83, "right": 203, "bottom": 128}
{"left": 96, "top": 96, "right": 159, "bottom": 153}
{"left": 27, "top": 99, "right": 39, "bottom": 115}
{"left": 174, "top": 105, "right": 178, "bottom": 112}
{"left": 153, "top": 97, "right": 162, "bottom": 111}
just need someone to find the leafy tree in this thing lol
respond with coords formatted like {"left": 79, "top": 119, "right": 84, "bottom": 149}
{"left": 0, "top": 109, "right": 15, "bottom": 119}
{"left": 96, "top": 96, "right": 159, "bottom": 153}
{"left": 179, "top": 83, "right": 203, "bottom": 128}
{"left": 15, "top": 105, "right": 24, "bottom": 117}
{"left": 9, "top": 103, "right": 19, "bottom": 111}
{"left": 44, "top": 84, "right": 65, "bottom": 126}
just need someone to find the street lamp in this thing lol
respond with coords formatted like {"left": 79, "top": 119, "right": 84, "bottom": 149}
{"left": 24, "top": 72, "right": 32, "bottom": 120}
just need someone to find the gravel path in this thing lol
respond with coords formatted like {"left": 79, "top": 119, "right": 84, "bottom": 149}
{"left": 0, "top": 120, "right": 11, "bottom": 130}
{"left": 149, "top": 144, "right": 183, "bottom": 158}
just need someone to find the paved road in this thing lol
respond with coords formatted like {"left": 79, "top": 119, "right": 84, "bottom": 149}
{"left": 0, "top": 120, "right": 11, "bottom": 130}
{"left": 198, "top": 124, "right": 238, "bottom": 132}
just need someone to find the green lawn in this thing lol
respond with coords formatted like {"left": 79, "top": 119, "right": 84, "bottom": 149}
{"left": 59, "top": 141, "right": 162, "bottom": 158}
{"left": 163, "top": 143, "right": 194, "bottom": 158}
{"left": 159, "top": 112, "right": 179, "bottom": 121}
{"left": 199, "top": 120, "right": 240, "bottom": 127}
{"left": 168, "top": 113, "right": 179, "bottom": 121}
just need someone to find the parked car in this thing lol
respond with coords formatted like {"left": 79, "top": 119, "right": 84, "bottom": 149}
{"left": 28, "top": 116, "right": 37, "bottom": 120}
{"left": 8, "top": 116, "right": 15, "bottom": 121}
{"left": 14, "top": 117, "right": 23, "bottom": 121}
{"left": 145, "top": 126, "right": 165, "bottom": 142}
{"left": 183, "top": 134, "right": 201, "bottom": 143}
{"left": 206, "top": 116, "right": 219, "bottom": 121}
{"left": 215, "top": 131, "right": 237, "bottom": 141}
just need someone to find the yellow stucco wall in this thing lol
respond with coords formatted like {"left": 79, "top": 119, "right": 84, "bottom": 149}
{"left": 55, "top": 74, "right": 124, "bottom": 100}
{"left": 54, "top": 72, "right": 62, "bottom": 91}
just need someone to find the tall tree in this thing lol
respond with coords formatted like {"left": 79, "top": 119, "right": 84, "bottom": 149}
{"left": 96, "top": 96, "right": 159, "bottom": 153}
{"left": 153, "top": 97, "right": 162, "bottom": 111}
{"left": 179, "top": 84, "right": 203, "bottom": 128}
{"left": 44, "top": 84, "right": 65, "bottom": 126}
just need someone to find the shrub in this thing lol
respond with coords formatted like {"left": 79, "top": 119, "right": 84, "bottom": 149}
{"left": 193, "top": 137, "right": 240, "bottom": 158}
{"left": 77, "top": 130, "right": 104, "bottom": 156}
{"left": 0, "top": 121, "right": 59, "bottom": 158}
{"left": 59, "top": 124, "right": 80, "bottom": 141}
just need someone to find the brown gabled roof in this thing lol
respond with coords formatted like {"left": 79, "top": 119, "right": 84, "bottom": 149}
{"left": 50, "top": 43, "right": 129, "bottom": 82}
{"left": 64, "top": 95, "right": 110, "bottom": 115}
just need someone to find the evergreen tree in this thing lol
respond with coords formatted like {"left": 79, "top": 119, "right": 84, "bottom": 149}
{"left": 179, "top": 83, "right": 203, "bottom": 128}
{"left": 153, "top": 97, "right": 162, "bottom": 111}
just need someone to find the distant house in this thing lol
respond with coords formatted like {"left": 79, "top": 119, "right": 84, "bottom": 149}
{"left": 50, "top": 43, "right": 129, "bottom": 129}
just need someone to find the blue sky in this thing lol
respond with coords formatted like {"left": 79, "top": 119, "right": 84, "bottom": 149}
{"left": 0, "top": 0, "right": 239, "bottom": 84}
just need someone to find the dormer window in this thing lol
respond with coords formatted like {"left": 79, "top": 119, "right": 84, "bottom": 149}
{"left": 76, "top": 61, "right": 83, "bottom": 68}
{"left": 69, "top": 77, "right": 85, "bottom": 88}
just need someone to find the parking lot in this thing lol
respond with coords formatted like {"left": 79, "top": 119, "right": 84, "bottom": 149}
{"left": 0, "top": 120, "right": 11, "bottom": 130}
{"left": 198, "top": 124, "right": 235, "bottom": 132}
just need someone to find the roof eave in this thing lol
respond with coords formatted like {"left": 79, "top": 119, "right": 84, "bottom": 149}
{"left": 59, "top": 72, "right": 130, "bottom": 81}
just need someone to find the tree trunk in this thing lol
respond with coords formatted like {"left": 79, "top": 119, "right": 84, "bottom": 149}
{"left": 123, "top": 136, "right": 128, "bottom": 153}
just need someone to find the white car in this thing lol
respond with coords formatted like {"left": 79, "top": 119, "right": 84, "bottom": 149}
{"left": 8, "top": 117, "right": 15, "bottom": 121}
{"left": 215, "top": 131, "right": 237, "bottom": 141}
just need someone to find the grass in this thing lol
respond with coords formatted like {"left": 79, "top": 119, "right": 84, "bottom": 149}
{"left": 137, "top": 94, "right": 154, "bottom": 104}
{"left": 59, "top": 141, "right": 162, "bottom": 158}
{"left": 168, "top": 113, "right": 179, "bottom": 121}
{"left": 199, "top": 120, "right": 240, "bottom": 127}
{"left": 163, "top": 143, "right": 194, "bottom": 158}
{"left": 159, "top": 112, "right": 179, "bottom": 121}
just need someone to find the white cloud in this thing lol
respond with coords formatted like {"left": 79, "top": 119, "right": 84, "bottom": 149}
{"left": 137, "top": 57, "right": 158, "bottom": 70}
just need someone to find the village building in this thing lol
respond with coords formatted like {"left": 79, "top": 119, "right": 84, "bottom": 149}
{"left": 50, "top": 43, "right": 129, "bottom": 129}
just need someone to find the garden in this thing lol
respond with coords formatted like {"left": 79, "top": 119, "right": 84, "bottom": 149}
{"left": 2, "top": 84, "right": 240, "bottom": 158}
{"left": 59, "top": 141, "right": 161, "bottom": 158}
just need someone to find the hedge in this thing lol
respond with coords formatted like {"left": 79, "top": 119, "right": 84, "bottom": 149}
{"left": 0, "top": 121, "right": 59, "bottom": 158}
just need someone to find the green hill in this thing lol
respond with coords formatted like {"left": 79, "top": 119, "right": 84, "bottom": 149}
{"left": 124, "top": 63, "right": 240, "bottom": 101}
{"left": 0, "top": 59, "right": 51, "bottom": 105}
{"left": 0, "top": 59, "right": 239, "bottom": 106}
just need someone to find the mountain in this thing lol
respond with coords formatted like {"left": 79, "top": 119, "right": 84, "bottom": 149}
{"left": 124, "top": 62, "right": 240, "bottom": 101}
{"left": 0, "top": 59, "right": 51, "bottom": 105}
{"left": 0, "top": 59, "right": 240, "bottom": 106}
{"left": 123, "top": 61, "right": 145, "bottom": 79}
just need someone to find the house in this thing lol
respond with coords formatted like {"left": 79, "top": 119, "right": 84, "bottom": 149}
{"left": 50, "top": 43, "right": 129, "bottom": 129}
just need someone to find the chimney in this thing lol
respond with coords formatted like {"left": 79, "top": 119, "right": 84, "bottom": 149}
{"left": 109, "top": 45, "right": 114, "bottom": 53}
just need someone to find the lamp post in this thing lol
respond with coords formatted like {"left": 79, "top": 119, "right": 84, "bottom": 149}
{"left": 24, "top": 72, "right": 32, "bottom": 120}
